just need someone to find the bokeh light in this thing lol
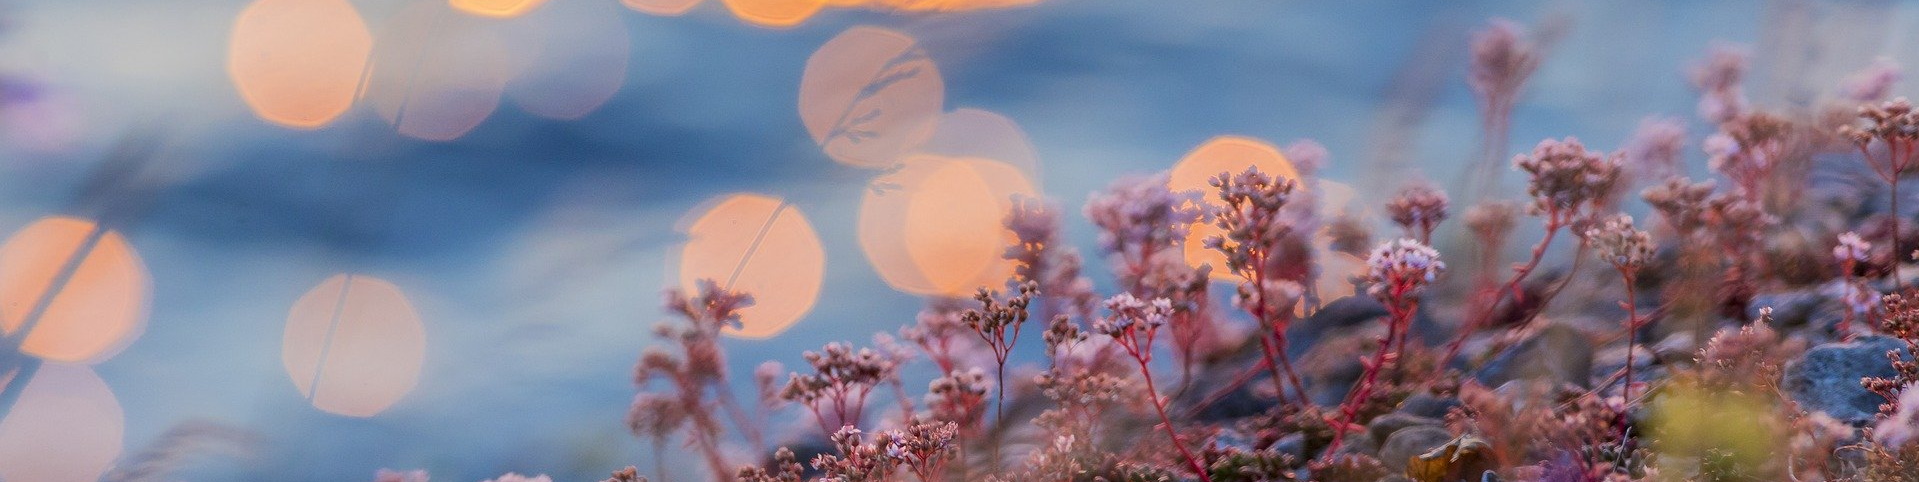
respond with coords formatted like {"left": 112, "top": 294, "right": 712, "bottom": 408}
{"left": 623, "top": 0, "right": 1039, "bottom": 21}
{"left": 917, "top": 108, "right": 1041, "bottom": 176}
{"left": 227, "top": 0, "right": 373, "bottom": 129}
{"left": 676, "top": 194, "right": 825, "bottom": 339}
{"left": 364, "top": 1, "right": 516, "bottom": 141}
{"left": 722, "top": 0, "right": 828, "bottom": 28}
{"left": 861, "top": 0, "right": 1041, "bottom": 11}
{"left": 622, "top": 0, "right": 703, "bottom": 15}
{"left": 861, "top": 154, "right": 1036, "bottom": 297}
{"left": 503, "top": 0, "right": 630, "bottom": 120}
{"left": 0, "top": 363, "right": 124, "bottom": 482}
{"left": 799, "top": 26, "right": 944, "bottom": 169}
{"left": 449, "top": 0, "right": 550, "bottom": 18}
{"left": 0, "top": 216, "right": 150, "bottom": 364}
{"left": 282, "top": 274, "right": 426, "bottom": 418}
{"left": 1167, "top": 135, "right": 1301, "bottom": 281}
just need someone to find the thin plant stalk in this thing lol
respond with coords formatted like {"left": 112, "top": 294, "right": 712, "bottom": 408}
{"left": 1447, "top": 205, "right": 1566, "bottom": 366}
{"left": 1618, "top": 267, "right": 1639, "bottom": 445}
{"left": 1114, "top": 323, "right": 1212, "bottom": 482}
{"left": 1326, "top": 291, "right": 1415, "bottom": 457}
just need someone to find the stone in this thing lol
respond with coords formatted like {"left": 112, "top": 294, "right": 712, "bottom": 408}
{"left": 1271, "top": 433, "right": 1308, "bottom": 460}
{"left": 1650, "top": 331, "right": 1696, "bottom": 365}
{"left": 1748, "top": 289, "right": 1828, "bottom": 329}
{"left": 1288, "top": 296, "right": 1388, "bottom": 355}
{"left": 1377, "top": 425, "right": 1454, "bottom": 473}
{"left": 1397, "top": 394, "right": 1461, "bottom": 419}
{"left": 1475, "top": 323, "right": 1594, "bottom": 388}
{"left": 1591, "top": 345, "right": 1660, "bottom": 393}
{"left": 1367, "top": 412, "right": 1443, "bottom": 445}
{"left": 1332, "top": 431, "right": 1377, "bottom": 457}
{"left": 1781, "top": 335, "right": 1909, "bottom": 424}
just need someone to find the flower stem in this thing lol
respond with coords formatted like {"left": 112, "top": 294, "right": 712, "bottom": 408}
{"left": 1328, "top": 286, "right": 1415, "bottom": 457}
{"left": 1446, "top": 208, "right": 1563, "bottom": 367}
{"left": 1619, "top": 269, "right": 1638, "bottom": 446}
{"left": 1129, "top": 343, "right": 1211, "bottom": 482}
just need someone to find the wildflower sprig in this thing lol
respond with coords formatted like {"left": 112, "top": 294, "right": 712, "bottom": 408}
{"left": 1386, "top": 181, "right": 1450, "bottom": 244}
{"left": 1085, "top": 174, "right": 1206, "bottom": 293}
{"left": 781, "top": 342, "right": 897, "bottom": 435}
{"left": 631, "top": 280, "right": 764, "bottom": 480}
{"left": 1450, "top": 138, "right": 1621, "bottom": 367}
{"left": 1464, "top": 18, "right": 1541, "bottom": 201}
{"left": 1585, "top": 214, "right": 1651, "bottom": 442}
{"left": 959, "top": 282, "right": 1036, "bottom": 468}
{"left": 1204, "top": 167, "right": 1310, "bottom": 405}
{"left": 1091, "top": 293, "right": 1210, "bottom": 481}
{"left": 1841, "top": 97, "right": 1919, "bottom": 287}
{"left": 1328, "top": 239, "right": 1444, "bottom": 456}
{"left": 1835, "top": 232, "right": 1879, "bottom": 338}
{"left": 1867, "top": 293, "right": 1919, "bottom": 417}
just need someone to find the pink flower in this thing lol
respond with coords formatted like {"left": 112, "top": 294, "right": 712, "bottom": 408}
{"left": 1835, "top": 232, "right": 1873, "bottom": 264}
{"left": 374, "top": 469, "right": 429, "bottom": 482}
{"left": 481, "top": 473, "right": 552, "bottom": 482}
{"left": 1093, "top": 293, "right": 1173, "bottom": 335}
{"left": 1841, "top": 58, "right": 1901, "bottom": 103}
{"left": 1624, "top": 117, "right": 1687, "bottom": 181}
{"left": 1513, "top": 137, "right": 1623, "bottom": 214}
{"left": 1364, "top": 238, "right": 1445, "bottom": 299}
{"left": 1874, "top": 382, "right": 1919, "bottom": 447}
{"left": 1691, "top": 43, "right": 1750, "bottom": 123}
{"left": 1585, "top": 214, "right": 1652, "bottom": 271}
{"left": 1469, "top": 18, "right": 1539, "bottom": 105}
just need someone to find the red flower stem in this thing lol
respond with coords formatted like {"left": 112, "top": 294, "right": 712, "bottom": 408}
{"left": 652, "top": 436, "right": 671, "bottom": 482}
{"left": 809, "top": 404, "right": 830, "bottom": 436}
{"left": 1182, "top": 356, "right": 1272, "bottom": 419}
{"left": 991, "top": 361, "right": 1006, "bottom": 469}
{"left": 713, "top": 384, "right": 764, "bottom": 454}
{"left": 1517, "top": 240, "right": 1588, "bottom": 327}
{"left": 1249, "top": 258, "right": 1309, "bottom": 405}
{"left": 1327, "top": 284, "right": 1414, "bottom": 457}
{"left": 1446, "top": 207, "right": 1564, "bottom": 367}
{"left": 1121, "top": 328, "right": 1211, "bottom": 482}
{"left": 1893, "top": 139, "right": 1907, "bottom": 290}
{"left": 1272, "top": 330, "right": 1309, "bottom": 404}
{"left": 890, "top": 377, "right": 914, "bottom": 423}
{"left": 1254, "top": 336, "right": 1290, "bottom": 405}
{"left": 1619, "top": 268, "right": 1638, "bottom": 445}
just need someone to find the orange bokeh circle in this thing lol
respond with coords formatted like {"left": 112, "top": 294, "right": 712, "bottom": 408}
{"left": 0, "top": 216, "right": 149, "bottom": 364}
{"left": 227, "top": 0, "right": 373, "bottom": 129}
{"left": 283, "top": 274, "right": 426, "bottom": 417}
{"left": 800, "top": 26, "right": 944, "bottom": 169}
{"left": 860, "top": 155, "right": 1036, "bottom": 297}
{"left": 676, "top": 194, "right": 825, "bottom": 339}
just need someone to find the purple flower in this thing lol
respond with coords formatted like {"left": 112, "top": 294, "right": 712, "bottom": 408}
{"left": 1364, "top": 238, "right": 1444, "bottom": 299}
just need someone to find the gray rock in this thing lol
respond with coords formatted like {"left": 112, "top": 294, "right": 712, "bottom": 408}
{"left": 1748, "top": 290, "right": 1827, "bottom": 329}
{"left": 1307, "top": 355, "right": 1366, "bottom": 406}
{"left": 1271, "top": 433, "right": 1308, "bottom": 460}
{"left": 1288, "top": 296, "right": 1388, "bottom": 355}
{"left": 1368, "top": 412, "right": 1443, "bottom": 444}
{"left": 1476, "top": 323, "right": 1594, "bottom": 388}
{"left": 1782, "top": 335, "right": 1910, "bottom": 424}
{"left": 1591, "top": 345, "right": 1661, "bottom": 392}
{"left": 1331, "top": 431, "right": 1377, "bottom": 458}
{"left": 1397, "top": 393, "right": 1461, "bottom": 419}
{"left": 1651, "top": 331, "right": 1696, "bottom": 365}
{"left": 1377, "top": 425, "right": 1454, "bottom": 473}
